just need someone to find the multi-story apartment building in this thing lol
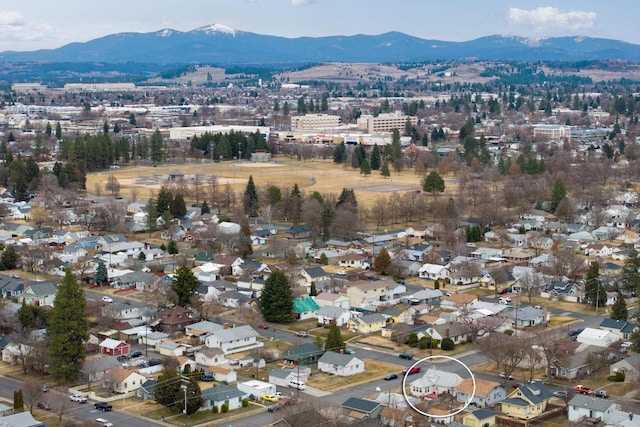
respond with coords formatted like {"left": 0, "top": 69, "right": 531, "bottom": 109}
{"left": 357, "top": 112, "right": 417, "bottom": 134}
{"left": 532, "top": 124, "right": 571, "bottom": 141}
{"left": 290, "top": 113, "right": 341, "bottom": 131}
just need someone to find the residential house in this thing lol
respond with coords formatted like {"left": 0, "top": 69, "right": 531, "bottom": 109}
{"left": 418, "top": 263, "right": 451, "bottom": 280}
{"left": 440, "top": 293, "right": 478, "bottom": 311}
{"left": 282, "top": 343, "right": 324, "bottom": 366}
{"left": 551, "top": 345, "right": 601, "bottom": 380}
{"left": 462, "top": 408, "right": 497, "bottom": 427}
{"left": 317, "top": 351, "right": 365, "bottom": 377}
{"left": 104, "top": 366, "right": 146, "bottom": 394}
{"left": 567, "top": 394, "right": 620, "bottom": 424}
{"left": 0, "top": 277, "right": 29, "bottom": 299}
{"left": 401, "top": 288, "right": 443, "bottom": 306}
{"left": 218, "top": 290, "right": 252, "bottom": 309}
{"left": 504, "top": 306, "right": 544, "bottom": 329}
{"left": 117, "top": 271, "right": 156, "bottom": 291}
{"left": 19, "top": 282, "right": 57, "bottom": 307}
{"left": 347, "top": 313, "right": 386, "bottom": 334}
{"left": 379, "top": 306, "right": 412, "bottom": 324}
{"left": 210, "top": 255, "right": 244, "bottom": 276}
{"left": 204, "top": 325, "right": 261, "bottom": 355}
{"left": 285, "top": 224, "right": 310, "bottom": 239}
{"left": 201, "top": 384, "right": 249, "bottom": 412}
{"left": 342, "top": 281, "right": 388, "bottom": 308}
{"left": 99, "top": 338, "right": 130, "bottom": 356}
{"left": 500, "top": 382, "right": 552, "bottom": 420}
{"left": 316, "top": 305, "right": 352, "bottom": 327}
{"left": 401, "top": 243, "right": 431, "bottom": 262}
{"left": 297, "top": 266, "right": 332, "bottom": 291}
{"left": 423, "top": 323, "right": 469, "bottom": 347}
{"left": 315, "top": 292, "right": 350, "bottom": 309}
{"left": 157, "top": 341, "right": 188, "bottom": 357}
{"left": 234, "top": 259, "right": 271, "bottom": 278}
{"left": 584, "top": 243, "right": 616, "bottom": 257}
{"left": 577, "top": 328, "right": 619, "bottom": 348}
{"left": 610, "top": 354, "right": 640, "bottom": 381}
{"left": 195, "top": 348, "right": 226, "bottom": 368}
{"left": 80, "top": 356, "right": 121, "bottom": 384}
{"left": 541, "top": 280, "right": 582, "bottom": 303}
{"left": 409, "top": 368, "right": 463, "bottom": 398}
{"left": 599, "top": 318, "right": 638, "bottom": 341}
{"left": 135, "top": 379, "right": 156, "bottom": 401}
{"left": 337, "top": 253, "right": 370, "bottom": 270}
{"left": 237, "top": 379, "right": 275, "bottom": 397}
{"left": 0, "top": 412, "right": 46, "bottom": 427}
{"left": 456, "top": 378, "right": 506, "bottom": 408}
{"left": 293, "top": 296, "right": 320, "bottom": 320}
{"left": 341, "top": 397, "right": 383, "bottom": 421}
{"left": 150, "top": 307, "right": 194, "bottom": 333}
{"left": 186, "top": 321, "right": 224, "bottom": 342}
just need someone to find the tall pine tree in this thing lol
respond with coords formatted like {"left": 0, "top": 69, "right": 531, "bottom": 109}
{"left": 48, "top": 269, "right": 89, "bottom": 384}
{"left": 370, "top": 144, "right": 381, "bottom": 170}
{"left": 610, "top": 290, "right": 628, "bottom": 320}
{"left": 260, "top": 270, "right": 294, "bottom": 322}
{"left": 243, "top": 175, "right": 259, "bottom": 217}
{"left": 584, "top": 262, "right": 606, "bottom": 308}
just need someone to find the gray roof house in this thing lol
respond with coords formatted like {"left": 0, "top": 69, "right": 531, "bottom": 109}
{"left": 610, "top": 354, "right": 640, "bottom": 379}
{"left": 317, "top": 351, "right": 364, "bottom": 377}
{"left": 504, "top": 306, "right": 544, "bottom": 329}
{"left": 201, "top": 384, "right": 248, "bottom": 411}
{"left": 282, "top": 343, "right": 325, "bottom": 366}
{"left": 316, "top": 305, "right": 352, "bottom": 327}
{"left": 567, "top": 394, "right": 620, "bottom": 424}
{"left": 204, "top": 325, "right": 260, "bottom": 355}
{"left": 342, "top": 397, "right": 383, "bottom": 420}
{"left": 599, "top": 318, "right": 638, "bottom": 340}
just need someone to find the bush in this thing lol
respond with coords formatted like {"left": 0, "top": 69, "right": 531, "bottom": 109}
{"left": 607, "top": 372, "right": 625, "bottom": 382}
{"left": 221, "top": 403, "right": 229, "bottom": 413}
{"left": 440, "top": 337, "right": 455, "bottom": 351}
{"left": 408, "top": 333, "right": 418, "bottom": 347}
{"left": 242, "top": 398, "right": 249, "bottom": 407}
{"left": 504, "top": 329, "right": 514, "bottom": 335}
{"left": 212, "top": 406, "right": 219, "bottom": 413}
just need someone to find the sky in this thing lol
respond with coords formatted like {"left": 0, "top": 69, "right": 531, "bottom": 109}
{"left": 0, "top": 0, "right": 636, "bottom": 52}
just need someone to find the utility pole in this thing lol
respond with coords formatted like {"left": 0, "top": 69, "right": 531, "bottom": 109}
{"left": 181, "top": 375, "right": 189, "bottom": 427}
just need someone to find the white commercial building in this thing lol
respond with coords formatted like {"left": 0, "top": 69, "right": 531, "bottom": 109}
{"left": 357, "top": 112, "right": 417, "bottom": 134}
{"left": 532, "top": 124, "right": 571, "bottom": 141}
{"left": 291, "top": 113, "right": 341, "bottom": 131}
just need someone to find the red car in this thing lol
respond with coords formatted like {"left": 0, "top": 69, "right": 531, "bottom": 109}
{"left": 257, "top": 323, "right": 269, "bottom": 330}
{"left": 513, "top": 382, "right": 522, "bottom": 388}
{"left": 37, "top": 401, "right": 52, "bottom": 410}
{"left": 572, "top": 385, "right": 593, "bottom": 395}
{"left": 403, "top": 366, "right": 422, "bottom": 375}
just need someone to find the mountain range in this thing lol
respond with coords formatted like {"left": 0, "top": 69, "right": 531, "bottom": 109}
{"left": 2, "top": 25, "right": 640, "bottom": 65}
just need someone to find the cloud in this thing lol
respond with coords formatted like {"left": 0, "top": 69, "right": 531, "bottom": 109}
{"left": 291, "top": 0, "right": 316, "bottom": 5}
{"left": 508, "top": 7, "right": 596, "bottom": 33}
{"left": 0, "top": 11, "right": 25, "bottom": 27}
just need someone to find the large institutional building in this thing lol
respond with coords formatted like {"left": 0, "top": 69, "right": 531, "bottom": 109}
{"left": 290, "top": 114, "right": 341, "bottom": 131}
{"left": 532, "top": 124, "right": 571, "bottom": 141}
{"left": 357, "top": 112, "right": 417, "bottom": 135}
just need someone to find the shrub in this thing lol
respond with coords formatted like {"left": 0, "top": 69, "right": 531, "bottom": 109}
{"left": 419, "top": 336, "right": 429, "bottom": 349}
{"left": 434, "top": 280, "right": 440, "bottom": 289}
{"left": 408, "top": 333, "right": 418, "bottom": 347}
{"left": 242, "top": 398, "right": 249, "bottom": 407}
{"left": 221, "top": 403, "right": 229, "bottom": 413}
{"left": 607, "top": 372, "right": 625, "bottom": 382}
{"left": 504, "top": 329, "right": 514, "bottom": 335}
{"left": 212, "top": 406, "right": 219, "bottom": 414}
{"left": 441, "top": 337, "right": 455, "bottom": 351}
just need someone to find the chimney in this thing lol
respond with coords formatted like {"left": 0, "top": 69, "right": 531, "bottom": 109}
{"left": 223, "top": 323, "right": 228, "bottom": 329}
{"left": 446, "top": 328, "right": 450, "bottom": 337}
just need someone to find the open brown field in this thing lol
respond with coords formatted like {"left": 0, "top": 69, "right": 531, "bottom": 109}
{"left": 86, "top": 157, "right": 442, "bottom": 209}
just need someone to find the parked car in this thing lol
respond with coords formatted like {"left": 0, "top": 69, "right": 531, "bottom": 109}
{"left": 572, "top": 385, "right": 593, "bottom": 395}
{"left": 37, "top": 401, "right": 52, "bottom": 410}
{"left": 513, "top": 382, "right": 522, "bottom": 388}
{"left": 569, "top": 328, "right": 584, "bottom": 337}
{"left": 101, "top": 296, "right": 114, "bottom": 303}
{"left": 267, "top": 404, "right": 280, "bottom": 412}
{"left": 95, "top": 418, "right": 113, "bottom": 427}
{"left": 403, "top": 366, "right": 421, "bottom": 375}
{"left": 261, "top": 394, "right": 280, "bottom": 403}
{"left": 498, "top": 288, "right": 509, "bottom": 295}
{"left": 384, "top": 373, "right": 398, "bottom": 380}
{"left": 257, "top": 323, "right": 269, "bottom": 330}
{"left": 40, "top": 384, "right": 49, "bottom": 392}
{"left": 200, "top": 375, "right": 215, "bottom": 382}
{"left": 94, "top": 402, "right": 113, "bottom": 411}
{"left": 70, "top": 394, "right": 87, "bottom": 403}
{"left": 499, "top": 372, "right": 514, "bottom": 380}
{"left": 295, "top": 331, "right": 309, "bottom": 338}
{"left": 345, "top": 348, "right": 356, "bottom": 354}
{"left": 399, "top": 352, "right": 413, "bottom": 360}
{"left": 129, "top": 350, "right": 143, "bottom": 359}
{"left": 595, "top": 390, "right": 608, "bottom": 398}
{"left": 552, "top": 390, "right": 568, "bottom": 398}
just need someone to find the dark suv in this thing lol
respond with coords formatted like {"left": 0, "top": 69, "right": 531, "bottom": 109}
{"left": 94, "top": 402, "right": 113, "bottom": 411}
{"left": 129, "top": 351, "right": 143, "bottom": 359}
{"left": 399, "top": 352, "right": 413, "bottom": 360}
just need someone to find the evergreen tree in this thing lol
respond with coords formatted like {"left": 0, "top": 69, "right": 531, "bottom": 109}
{"left": 288, "top": 184, "right": 303, "bottom": 224}
{"left": 144, "top": 198, "right": 158, "bottom": 233}
{"left": 55, "top": 122, "right": 62, "bottom": 139}
{"left": 170, "top": 193, "right": 187, "bottom": 218}
{"left": 156, "top": 186, "right": 173, "bottom": 215}
{"left": 48, "top": 269, "right": 89, "bottom": 384}
{"left": 94, "top": 259, "right": 108, "bottom": 285}
{"left": 128, "top": 113, "right": 136, "bottom": 125}
{"left": 45, "top": 122, "right": 52, "bottom": 137}
{"left": 260, "top": 270, "right": 294, "bottom": 322}
{"left": 167, "top": 240, "right": 179, "bottom": 266}
{"left": 172, "top": 265, "right": 200, "bottom": 307}
{"left": 373, "top": 247, "right": 391, "bottom": 274}
{"left": 319, "top": 252, "right": 328, "bottom": 265}
{"left": 359, "top": 158, "right": 371, "bottom": 176}
{"left": 370, "top": 144, "right": 381, "bottom": 170}
{"left": 267, "top": 185, "right": 283, "bottom": 206}
{"left": 584, "top": 262, "right": 606, "bottom": 308}
{"left": 282, "top": 101, "right": 290, "bottom": 116}
{"left": 243, "top": 175, "right": 259, "bottom": 217}
{"left": 185, "top": 375, "right": 203, "bottom": 415}
{"left": 155, "top": 367, "right": 180, "bottom": 408}
{"left": 550, "top": 179, "right": 567, "bottom": 213}
{"left": 13, "top": 389, "right": 23, "bottom": 412}
{"left": 611, "top": 291, "right": 628, "bottom": 320}
{"left": 621, "top": 249, "right": 640, "bottom": 295}
{"left": 422, "top": 171, "right": 445, "bottom": 194}
{"left": 309, "top": 282, "right": 318, "bottom": 297}
{"left": 391, "top": 129, "right": 403, "bottom": 161}
{"left": 201, "top": 201, "right": 210, "bottom": 215}
{"left": 336, "top": 188, "right": 358, "bottom": 210}
{"left": 0, "top": 245, "right": 19, "bottom": 270}
{"left": 332, "top": 142, "right": 346, "bottom": 164}
{"left": 325, "top": 323, "right": 344, "bottom": 352}
{"left": 150, "top": 129, "right": 165, "bottom": 165}
{"left": 381, "top": 161, "right": 390, "bottom": 178}
{"left": 237, "top": 216, "right": 253, "bottom": 258}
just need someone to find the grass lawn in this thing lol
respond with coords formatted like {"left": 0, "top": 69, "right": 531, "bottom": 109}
{"left": 144, "top": 403, "right": 261, "bottom": 426}
{"left": 306, "top": 359, "right": 403, "bottom": 391}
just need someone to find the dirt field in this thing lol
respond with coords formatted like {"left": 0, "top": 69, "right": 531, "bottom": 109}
{"left": 86, "top": 157, "right": 436, "bottom": 209}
